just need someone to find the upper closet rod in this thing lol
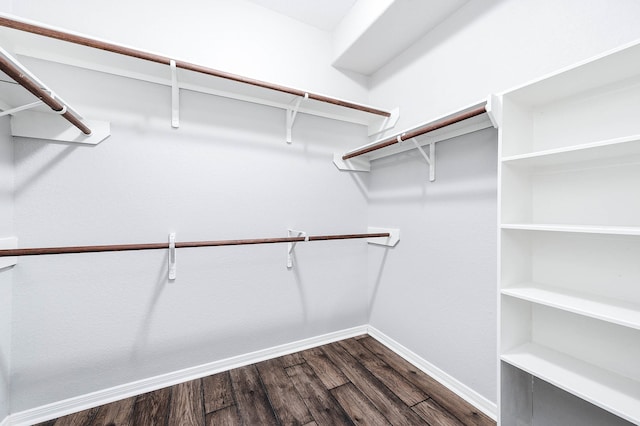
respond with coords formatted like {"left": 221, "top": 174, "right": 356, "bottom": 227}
{"left": 0, "top": 16, "right": 390, "bottom": 118}
{"left": 0, "top": 232, "right": 389, "bottom": 257}
{"left": 342, "top": 103, "right": 487, "bottom": 160}
{"left": 0, "top": 47, "right": 91, "bottom": 134}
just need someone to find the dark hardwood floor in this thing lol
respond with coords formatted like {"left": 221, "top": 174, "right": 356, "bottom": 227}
{"left": 36, "top": 336, "right": 495, "bottom": 426}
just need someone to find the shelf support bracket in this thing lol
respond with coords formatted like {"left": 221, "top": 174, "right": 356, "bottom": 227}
{"left": 287, "top": 229, "right": 308, "bottom": 268}
{"left": 168, "top": 232, "right": 176, "bottom": 280}
{"left": 367, "top": 227, "right": 400, "bottom": 247}
{"left": 0, "top": 237, "right": 18, "bottom": 270}
{"left": 0, "top": 100, "right": 44, "bottom": 117}
{"left": 170, "top": 59, "right": 180, "bottom": 129}
{"left": 408, "top": 137, "right": 435, "bottom": 182}
{"left": 285, "top": 93, "right": 308, "bottom": 144}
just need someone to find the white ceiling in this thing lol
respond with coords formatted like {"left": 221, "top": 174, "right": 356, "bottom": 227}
{"left": 245, "top": 0, "right": 470, "bottom": 76}
{"left": 246, "top": 0, "right": 357, "bottom": 32}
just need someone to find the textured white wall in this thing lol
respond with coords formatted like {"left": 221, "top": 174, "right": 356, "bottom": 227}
{"left": 365, "top": 0, "right": 640, "bottom": 407}
{"left": 0, "top": 117, "right": 13, "bottom": 423}
{"left": 8, "top": 58, "right": 369, "bottom": 411}
{"left": 366, "top": 128, "right": 498, "bottom": 401}
{"left": 5, "top": 0, "right": 371, "bottom": 104}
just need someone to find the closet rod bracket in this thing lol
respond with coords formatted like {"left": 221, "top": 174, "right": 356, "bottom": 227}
{"left": 168, "top": 233, "right": 176, "bottom": 280}
{"left": 287, "top": 229, "right": 308, "bottom": 268}
{"left": 0, "top": 100, "right": 44, "bottom": 117}
{"left": 170, "top": 59, "right": 180, "bottom": 128}
{"left": 0, "top": 237, "right": 18, "bottom": 269}
{"left": 367, "top": 227, "right": 400, "bottom": 247}
{"left": 286, "top": 93, "right": 308, "bottom": 144}
{"left": 407, "top": 137, "right": 435, "bottom": 182}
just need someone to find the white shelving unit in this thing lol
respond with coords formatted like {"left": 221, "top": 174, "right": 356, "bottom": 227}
{"left": 498, "top": 40, "right": 640, "bottom": 425}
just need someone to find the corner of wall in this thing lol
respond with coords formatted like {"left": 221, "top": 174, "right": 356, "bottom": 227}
{"left": 0, "top": 116, "right": 14, "bottom": 424}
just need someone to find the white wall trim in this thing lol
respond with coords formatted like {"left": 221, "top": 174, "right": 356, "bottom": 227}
{"left": 366, "top": 325, "right": 498, "bottom": 421}
{"left": 6, "top": 325, "right": 368, "bottom": 426}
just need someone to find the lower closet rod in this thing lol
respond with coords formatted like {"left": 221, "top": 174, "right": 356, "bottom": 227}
{"left": 0, "top": 232, "right": 390, "bottom": 257}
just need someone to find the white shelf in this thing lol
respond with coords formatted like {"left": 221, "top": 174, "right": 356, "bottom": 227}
{"left": 502, "top": 283, "right": 640, "bottom": 330}
{"left": 0, "top": 14, "right": 395, "bottom": 133}
{"left": 504, "top": 40, "right": 640, "bottom": 107}
{"left": 501, "top": 224, "right": 640, "bottom": 236}
{"left": 501, "top": 134, "right": 640, "bottom": 167}
{"left": 501, "top": 343, "right": 640, "bottom": 425}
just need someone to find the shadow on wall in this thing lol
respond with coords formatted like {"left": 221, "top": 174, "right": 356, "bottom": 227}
{"left": 13, "top": 142, "right": 80, "bottom": 195}
{"left": 130, "top": 250, "right": 170, "bottom": 362}
{"left": 370, "top": 0, "right": 505, "bottom": 87}
{"left": 0, "top": 349, "right": 8, "bottom": 401}
{"left": 356, "top": 128, "right": 498, "bottom": 204}
{"left": 368, "top": 247, "right": 389, "bottom": 316}
{"left": 291, "top": 250, "right": 310, "bottom": 326}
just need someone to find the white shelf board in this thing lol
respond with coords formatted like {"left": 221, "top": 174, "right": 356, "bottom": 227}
{"left": 502, "top": 40, "right": 640, "bottom": 106}
{"left": 502, "top": 283, "right": 640, "bottom": 330}
{"left": 501, "top": 343, "right": 640, "bottom": 424}
{"left": 501, "top": 134, "right": 640, "bottom": 168}
{"left": 501, "top": 224, "right": 640, "bottom": 236}
{"left": 341, "top": 100, "right": 493, "bottom": 163}
{"left": 0, "top": 17, "right": 394, "bottom": 131}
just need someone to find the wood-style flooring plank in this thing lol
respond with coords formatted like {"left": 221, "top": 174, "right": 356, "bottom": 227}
{"left": 89, "top": 397, "right": 135, "bottom": 425}
{"left": 331, "top": 383, "right": 391, "bottom": 426}
{"left": 358, "top": 336, "right": 495, "bottom": 426}
{"left": 203, "top": 371, "right": 234, "bottom": 414}
{"left": 132, "top": 386, "right": 171, "bottom": 426}
{"left": 229, "top": 364, "right": 278, "bottom": 425}
{"left": 281, "top": 351, "right": 305, "bottom": 367}
{"left": 300, "top": 346, "right": 349, "bottom": 389}
{"left": 42, "top": 407, "right": 99, "bottom": 426}
{"left": 286, "top": 362, "right": 354, "bottom": 426}
{"left": 205, "top": 406, "right": 242, "bottom": 426}
{"left": 167, "top": 379, "right": 204, "bottom": 426}
{"left": 413, "top": 399, "right": 466, "bottom": 426}
{"left": 340, "top": 338, "right": 428, "bottom": 406}
{"left": 321, "top": 342, "right": 426, "bottom": 426}
{"left": 255, "top": 357, "right": 314, "bottom": 425}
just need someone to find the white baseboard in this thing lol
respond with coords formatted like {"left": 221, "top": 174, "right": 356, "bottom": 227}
{"left": 6, "top": 325, "right": 368, "bottom": 426}
{"left": 367, "top": 325, "right": 497, "bottom": 420}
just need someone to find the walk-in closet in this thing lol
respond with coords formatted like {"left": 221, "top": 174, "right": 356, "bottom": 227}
{"left": 1, "top": 1, "right": 639, "bottom": 425}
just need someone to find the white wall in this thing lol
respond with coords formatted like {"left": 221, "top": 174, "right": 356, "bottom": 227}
{"left": 5, "top": 0, "right": 371, "bottom": 103}
{"left": 0, "top": 117, "right": 13, "bottom": 423}
{"left": 366, "top": 128, "right": 498, "bottom": 402}
{"left": 8, "top": 57, "right": 370, "bottom": 411}
{"left": 365, "top": 0, "right": 640, "bottom": 408}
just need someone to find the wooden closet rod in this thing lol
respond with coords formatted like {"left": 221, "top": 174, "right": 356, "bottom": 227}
{"left": 0, "top": 16, "right": 391, "bottom": 118}
{"left": 0, "top": 50, "right": 92, "bottom": 134}
{"left": 0, "top": 232, "right": 390, "bottom": 257}
{"left": 342, "top": 103, "right": 487, "bottom": 160}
